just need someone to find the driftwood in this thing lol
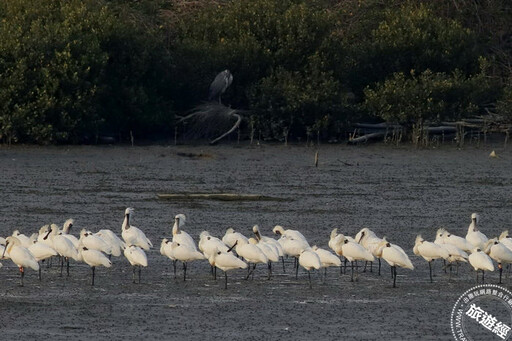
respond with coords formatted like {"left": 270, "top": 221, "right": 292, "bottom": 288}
{"left": 156, "top": 193, "right": 287, "bottom": 201}
{"left": 176, "top": 103, "right": 245, "bottom": 145}
{"left": 347, "top": 132, "right": 385, "bottom": 145}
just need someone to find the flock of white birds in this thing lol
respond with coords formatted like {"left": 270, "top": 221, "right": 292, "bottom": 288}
{"left": 1, "top": 209, "right": 511, "bottom": 289}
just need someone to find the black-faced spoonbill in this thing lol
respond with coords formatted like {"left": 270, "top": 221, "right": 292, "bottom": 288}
{"left": 121, "top": 208, "right": 152, "bottom": 251}
{"left": 413, "top": 235, "right": 449, "bottom": 283}
{"left": 3, "top": 236, "right": 40, "bottom": 286}
{"left": 376, "top": 240, "right": 414, "bottom": 287}
{"left": 484, "top": 238, "right": 512, "bottom": 284}
{"left": 124, "top": 245, "right": 148, "bottom": 283}
{"left": 468, "top": 248, "right": 494, "bottom": 283}
{"left": 79, "top": 245, "right": 112, "bottom": 286}
{"left": 466, "top": 213, "right": 488, "bottom": 249}
{"left": 209, "top": 247, "right": 247, "bottom": 289}
{"left": 298, "top": 249, "right": 321, "bottom": 289}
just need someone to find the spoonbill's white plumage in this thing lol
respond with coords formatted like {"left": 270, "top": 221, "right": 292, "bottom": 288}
{"left": 484, "top": 238, "right": 512, "bottom": 284}
{"left": 435, "top": 228, "right": 472, "bottom": 252}
{"left": 466, "top": 213, "right": 488, "bottom": 249}
{"left": 95, "top": 229, "right": 125, "bottom": 257}
{"left": 298, "top": 249, "right": 321, "bottom": 288}
{"left": 355, "top": 227, "right": 384, "bottom": 275}
{"left": 199, "top": 231, "right": 229, "bottom": 257}
{"left": 79, "top": 229, "right": 112, "bottom": 256}
{"left": 160, "top": 238, "right": 178, "bottom": 278}
{"left": 335, "top": 235, "right": 374, "bottom": 282}
{"left": 272, "top": 225, "right": 309, "bottom": 247}
{"left": 312, "top": 245, "right": 341, "bottom": 280}
{"left": 28, "top": 233, "right": 58, "bottom": 280}
{"left": 235, "top": 238, "right": 268, "bottom": 279}
{"left": 468, "top": 248, "right": 494, "bottom": 283}
{"left": 279, "top": 235, "right": 311, "bottom": 278}
{"left": 312, "top": 245, "right": 342, "bottom": 268}
{"left": 46, "top": 224, "right": 80, "bottom": 277}
{"left": 434, "top": 229, "right": 469, "bottom": 274}
{"left": 172, "top": 214, "right": 197, "bottom": 250}
{"left": 199, "top": 231, "right": 229, "bottom": 279}
{"left": 169, "top": 241, "right": 205, "bottom": 281}
{"left": 413, "top": 235, "right": 449, "bottom": 283}
{"left": 249, "top": 237, "right": 278, "bottom": 280}
{"left": 79, "top": 244, "right": 112, "bottom": 286}
{"left": 59, "top": 219, "right": 80, "bottom": 249}
{"left": 376, "top": 240, "right": 414, "bottom": 287}
{"left": 124, "top": 245, "right": 148, "bottom": 283}
{"left": 498, "top": 231, "right": 512, "bottom": 251}
{"left": 253, "top": 225, "right": 285, "bottom": 272}
{"left": 37, "top": 225, "right": 54, "bottom": 248}
{"left": 222, "top": 228, "right": 248, "bottom": 248}
{"left": 3, "top": 236, "right": 39, "bottom": 286}
{"left": 209, "top": 247, "right": 247, "bottom": 289}
{"left": 12, "top": 230, "right": 31, "bottom": 248}
{"left": 121, "top": 208, "right": 152, "bottom": 251}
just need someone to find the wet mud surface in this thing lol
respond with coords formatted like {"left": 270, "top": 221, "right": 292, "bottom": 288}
{"left": 1, "top": 143, "right": 511, "bottom": 340}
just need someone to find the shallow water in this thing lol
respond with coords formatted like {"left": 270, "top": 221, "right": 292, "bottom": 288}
{"left": 0, "top": 143, "right": 511, "bottom": 340}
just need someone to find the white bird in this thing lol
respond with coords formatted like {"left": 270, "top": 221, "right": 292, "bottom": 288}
{"left": 2, "top": 236, "right": 39, "bottom": 286}
{"left": 466, "top": 213, "right": 488, "bottom": 249}
{"left": 121, "top": 208, "right": 152, "bottom": 251}
{"left": 312, "top": 245, "right": 341, "bottom": 280}
{"left": 253, "top": 225, "right": 285, "bottom": 272}
{"left": 335, "top": 234, "right": 374, "bottom": 282}
{"left": 199, "top": 231, "right": 229, "bottom": 279}
{"left": 376, "top": 240, "right": 414, "bottom": 287}
{"left": 484, "top": 238, "right": 512, "bottom": 284}
{"left": 468, "top": 248, "right": 494, "bottom": 283}
{"left": 413, "top": 235, "right": 449, "bottom": 283}
{"left": 312, "top": 245, "right": 342, "bottom": 268}
{"left": 124, "top": 245, "right": 148, "bottom": 283}
{"left": 59, "top": 219, "right": 80, "bottom": 249}
{"left": 276, "top": 235, "right": 307, "bottom": 278}
{"left": 434, "top": 228, "right": 469, "bottom": 274}
{"left": 498, "top": 231, "right": 512, "bottom": 251}
{"left": 79, "top": 229, "right": 112, "bottom": 256}
{"left": 298, "top": 249, "right": 321, "bottom": 288}
{"left": 249, "top": 237, "right": 279, "bottom": 279}
{"left": 222, "top": 228, "right": 248, "bottom": 248}
{"left": 199, "top": 231, "right": 229, "bottom": 258}
{"left": 235, "top": 238, "right": 268, "bottom": 279}
{"left": 11, "top": 230, "right": 31, "bottom": 248}
{"left": 78, "top": 244, "right": 112, "bottom": 286}
{"left": 172, "top": 214, "right": 197, "bottom": 250}
{"left": 272, "top": 225, "right": 309, "bottom": 246}
{"left": 45, "top": 224, "right": 80, "bottom": 277}
{"left": 28, "top": 233, "right": 58, "bottom": 280}
{"left": 95, "top": 229, "right": 125, "bottom": 257}
{"left": 355, "top": 227, "right": 385, "bottom": 275}
{"left": 169, "top": 241, "right": 204, "bottom": 281}
{"left": 209, "top": 247, "right": 247, "bottom": 289}
{"left": 435, "top": 227, "right": 473, "bottom": 252}
{"left": 160, "top": 238, "right": 178, "bottom": 278}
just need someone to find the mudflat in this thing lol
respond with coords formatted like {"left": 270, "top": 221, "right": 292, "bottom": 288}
{"left": 0, "top": 143, "right": 510, "bottom": 340}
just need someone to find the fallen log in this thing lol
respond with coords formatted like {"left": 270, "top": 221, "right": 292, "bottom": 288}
{"left": 347, "top": 132, "right": 385, "bottom": 145}
{"left": 156, "top": 193, "right": 287, "bottom": 201}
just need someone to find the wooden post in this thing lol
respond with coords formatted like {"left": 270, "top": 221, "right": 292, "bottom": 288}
{"left": 130, "top": 130, "right": 134, "bottom": 147}
{"left": 314, "top": 151, "right": 319, "bottom": 167}
{"left": 174, "top": 126, "right": 178, "bottom": 145}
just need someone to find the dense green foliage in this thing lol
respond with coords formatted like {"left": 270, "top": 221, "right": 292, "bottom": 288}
{"left": 1, "top": 0, "right": 511, "bottom": 143}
